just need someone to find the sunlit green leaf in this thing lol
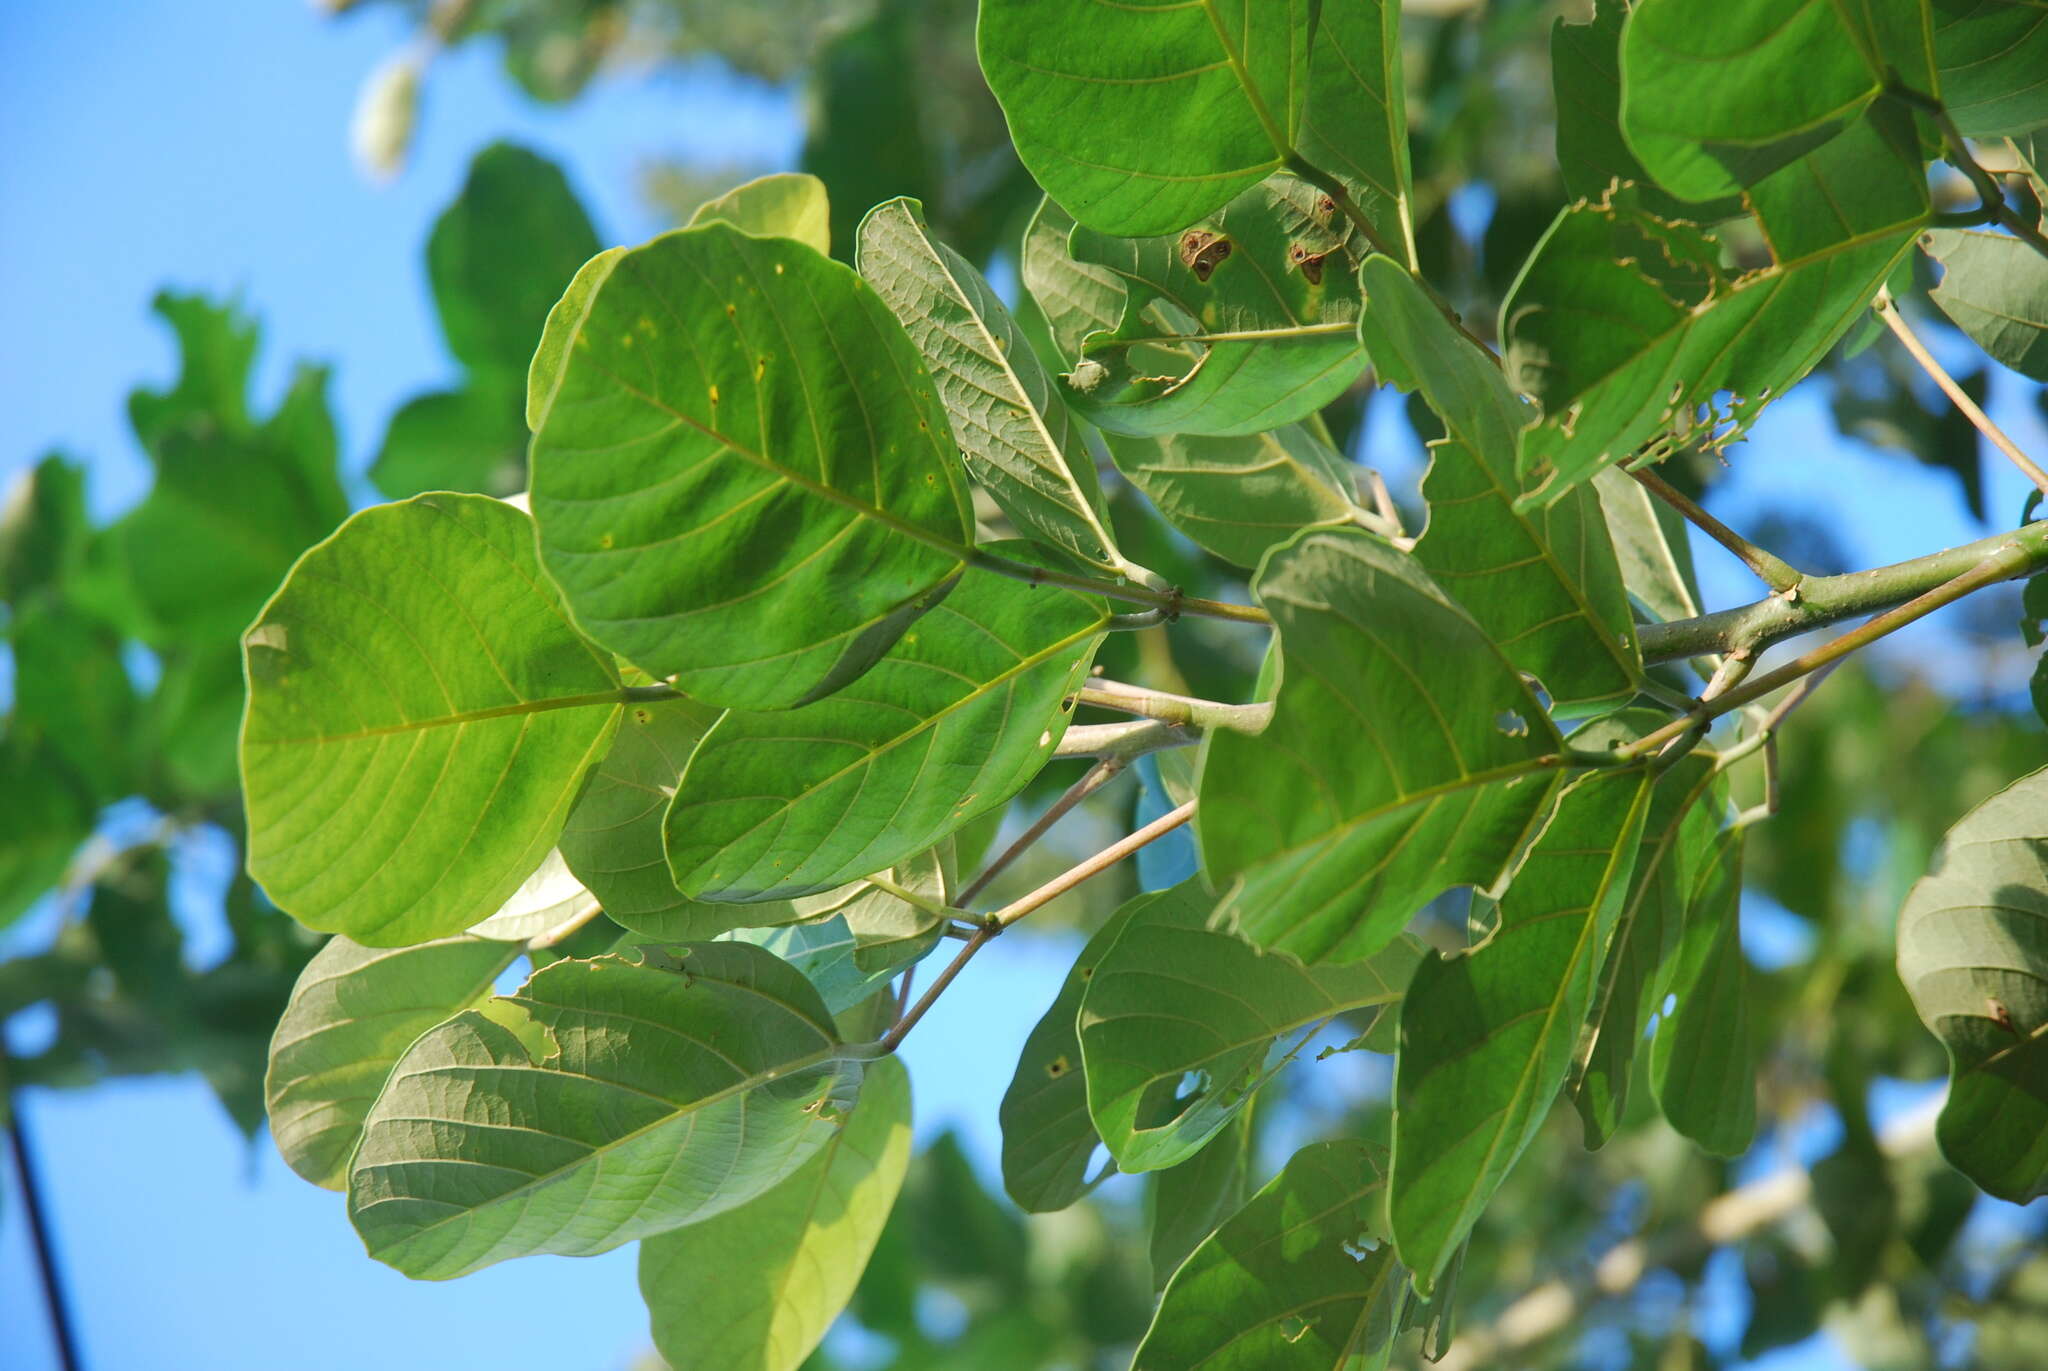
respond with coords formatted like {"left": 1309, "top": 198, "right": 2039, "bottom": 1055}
{"left": 688, "top": 171, "right": 833, "bottom": 255}
{"left": 1898, "top": 765, "right": 2048, "bottom": 1200}
{"left": 265, "top": 931, "right": 522, "bottom": 1189}
{"left": 241, "top": 493, "right": 623, "bottom": 946}
{"left": 1392, "top": 760, "right": 1654, "bottom": 1293}
{"left": 348, "top": 943, "right": 862, "bottom": 1277}
{"left": 1103, "top": 424, "right": 1364, "bottom": 570}
{"left": 859, "top": 197, "right": 1130, "bottom": 576}
{"left": 0, "top": 454, "right": 89, "bottom": 606}
{"left": 1300, "top": 0, "right": 1415, "bottom": 264}
{"left": 1200, "top": 528, "right": 1567, "bottom": 964}
{"left": 1081, "top": 879, "right": 1417, "bottom": 1173}
{"left": 465, "top": 849, "right": 598, "bottom": 942}
{"left": 640, "top": 1056, "right": 911, "bottom": 1371}
{"left": 370, "top": 382, "right": 527, "bottom": 500}
{"left": 1066, "top": 178, "right": 1369, "bottom": 437}
{"left": 0, "top": 735, "right": 92, "bottom": 933}
{"left": 1357, "top": 254, "right": 1638, "bottom": 707}
{"left": 1133, "top": 1140, "right": 1407, "bottom": 1371}
{"left": 664, "top": 559, "right": 1104, "bottom": 901}
{"left": 1147, "top": 1101, "right": 1254, "bottom": 1289}
{"left": 1928, "top": 229, "right": 2048, "bottom": 380}
{"left": 977, "top": 1, "right": 1312, "bottom": 236}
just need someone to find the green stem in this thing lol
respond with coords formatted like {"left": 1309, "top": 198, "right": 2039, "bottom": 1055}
{"left": 1636, "top": 519, "right": 2048, "bottom": 664}
{"left": 970, "top": 547, "right": 1271, "bottom": 626}
{"left": 1053, "top": 719, "right": 1202, "bottom": 762}
{"left": 1887, "top": 81, "right": 2048, "bottom": 263}
{"left": 957, "top": 757, "right": 1127, "bottom": 904}
{"left": 1074, "top": 680, "right": 1272, "bottom": 733}
{"left": 1628, "top": 467, "right": 1803, "bottom": 593}
{"left": 1875, "top": 291, "right": 2048, "bottom": 496}
{"left": 860, "top": 873, "right": 968, "bottom": 925}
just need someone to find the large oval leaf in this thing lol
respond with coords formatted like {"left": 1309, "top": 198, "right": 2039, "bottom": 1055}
{"left": 1080, "top": 880, "right": 1417, "bottom": 1173}
{"left": 528, "top": 222, "right": 975, "bottom": 710}
{"left": 639, "top": 1056, "right": 912, "bottom": 1371}
{"left": 1650, "top": 826, "right": 1757, "bottom": 1157}
{"left": 347, "top": 943, "right": 862, "bottom": 1278}
{"left": 1199, "top": 527, "right": 1567, "bottom": 965}
{"left": 977, "top": 1, "right": 1313, "bottom": 237}
{"left": 1898, "top": 766, "right": 2048, "bottom": 1201}
{"left": 1133, "top": 1140, "right": 1407, "bottom": 1371}
{"left": 266, "top": 932, "right": 522, "bottom": 1189}
{"left": 240, "top": 493, "right": 623, "bottom": 946}
{"left": 857, "top": 198, "right": 1130, "bottom": 577}
{"left": 1102, "top": 424, "right": 1363, "bottom": 571}
{"left": 665, "top": 559, "right": 1106, "bottom": 902}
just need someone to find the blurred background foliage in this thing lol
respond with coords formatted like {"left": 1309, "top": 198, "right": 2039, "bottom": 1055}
{"left": 6, "top": 1, "right": 2048, "bottom": 1367}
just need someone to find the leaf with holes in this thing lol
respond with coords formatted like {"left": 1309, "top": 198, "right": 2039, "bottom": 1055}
{"left": 639, "top": 1056, "right": 911, "bottom": 1371}
{"left": 1079, "top": 879, "right": 1418, "bottom": 1173}
{"left": 1651, "top": 826, "right": 1756, "bottom": 1156}
{"left": 1065, "top": 177, "right": 1371, "bottom": 437}
{"left": 1358, "top": 254, "right": 1638, "bottom": 707}
{"left": 857, "top": 197, "right": 1132, "bottom": 577}
{"left": 664, "top": 556, "right": 1105, "bottom": 902}
{"left": 977, "top": 0, "right": 1314, "bottom": 237}
{"left": 1391, "top": 758, "right": 1654, "bottom": 1293}
{"left": 265, "top": 931, "right": 523, "bottom": 1189}
{"left": 1132, "top": 1140, "right": 1407, "bottom": 1371}
{"left": 527, "top": 223, "right": 974, "bottom": 710}
{"left": 1898, "top": 765, "right": 2048, "bottom": 1200}
{"left": 240, "top": 494, "right": 623, "bottom": 947}
{"left": 347, "top": 943, "right": 863, "bottom": 1278}
{"left": 1200, "top": 528, "right": 1567, "bottom": 965}
{"left": 1928, "top": 229, "right": 2048, "bottom": 381}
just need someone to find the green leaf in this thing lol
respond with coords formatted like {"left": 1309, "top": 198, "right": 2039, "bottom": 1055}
{"left": 1591, "top": 467, "right": 1704, "bottom": 625}
{"left": 369, "top": 382, "right": 527, "bottom": 500}
{"left": 9, "top": 599, "right": 135, "bottom": 802}
{"left": 1065, "top": 178, "right": 1370, "bottom": 437}
{"left": 1357, "top": 254, "right": 1638, "bottom": 708}
{"left": 688, "top": 171, "right": 833, "bottom": 255}
{"left": 977, "top": 1, "right": 1313, "bottom": 237}
{"left": 1652, "top": 827, "right": 1756, "bottom": 1155}
{"left": 1102, "top": 423, "right": 1364, "bottom": 570}
{"left": 427, "top": 142, "right": 602, "bottom": 379}
{"left": 1617, "top": 0, "right": 1929, "bottom": 202}
{"left": 1928, "top": 229, "right": 2048, "bottom": 380}
{"left": 0, "top": 454, "right": 89, "bottom": 605}
{"left": 527, "top": 222, "right": 975, "bottom": 710}
{"left": 1200, "top": 528, "right": 1567, "bottom": 965}
{"left": 241, "top": 493, "right": 624, "bottom": 946}
{"left": 465, "top": 849, "right": 598, "bottom": 942}
{"left": 1299, "top": 0, "right": 1416, "bottom": 264}
{"left": 639, "top": 1055, "right": 911, "bottom": 1371}
{"left": 1506, "top": 114, "right": 1929, "bottom": 505}
{"left": 0, "top": 735, "right": 93, "bottom": 933}
{"left": 1147, "top": 1103, "right": 1254, "bottom": 1289}
{"left": 1570, "top": 749, "right": 1724, "bottom": 1147}
{"left": 1021, "top": 198, "right": 1125, "bottom": 371}
{"left": 857, "top": 197, "right": 1130, "bottom": 576}
{"left": 265, "top": 932, "right": 522, "bottom": 1189}
{"left": 1133, "top": 1140, "right": 1407, "bottom": 1371}
{"left": 1080, "top": 879, "right": 1417, "bottom": 1173}
{"left": 1897, "top": 765, "right": 2048, "bottom": 1200}
{"left": 721, "top": 916, "right": 905, "bottom": 1020}
{"left": 347, "top": 943, "right": 862, "bottom": 1277}
{"left": 1934, "top": 0, "right": 2048, "bottom": 137}
{"left": 664, "top": 558, "right": 1104, "bottom": 901}
{"left": 1391, "top": 762, "right": 1654, "bottom": 1293}
{"left": 839, "top": 845, "right": 953, "bottom": 974}
{"left": 998, "top": 896, "right": 1151, "bottom": 1213}
{"left": 1551, "top": 3, "right": 1742, "bottom": 223}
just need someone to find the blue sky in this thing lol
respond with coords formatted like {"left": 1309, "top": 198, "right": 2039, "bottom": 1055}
{"left": 4, "top": 4, "right": 2045, "bottom": 1369}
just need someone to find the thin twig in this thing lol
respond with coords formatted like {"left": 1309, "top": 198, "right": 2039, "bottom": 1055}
{"left": 876, "top": 926, "right": 997, "bottom": 1052}
{"left": 6, "top": 1089, "right": 83, "bottom": 1371}
{"left": 1628, "top": 468, "right": 1803, "bottom": 593}
{"left": 860, "top": 873, "right": 967, "bottom": 924}
{"left": 956, "top": 758, "right": 1127, "bottom": 906}
{"left": 1888, "top": 83, "right": 2048, "bottom": 262}
{"left": 1622, "top": 548, "right": 2028, "bottom": 759}
{"left": 1875, "top": 291, "right": 2048, "bottom": 497}
{"left": 989, "top": 801, "right": 1196, "bottom": 929}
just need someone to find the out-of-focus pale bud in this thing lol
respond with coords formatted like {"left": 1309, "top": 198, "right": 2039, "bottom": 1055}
{"left": 351, "top": 51, "right": 422, "bottom": 183}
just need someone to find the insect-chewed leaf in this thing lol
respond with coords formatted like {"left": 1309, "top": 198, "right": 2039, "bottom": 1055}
{"left": 1651, "top": 826, "right": 1757, "bottom": 1157}
{"left": 347, "top": 942, "right": 862, "bottom": 1279}
{"left": 687, "top": 171, "right": 832, "bottom": 254}
{"left": 1080, "top": 879, "right": 1418, "bottom": 1174}
{"left": 1392, "top": 759, "right": 1654, "bottom": 1293}
{"left": 1200, "top": 527, "right": 1567, "bottom": 965}
{"left": 240, "top": 493, "right": 623, "bottom": 947}
{"left": 1133, "top": 1140, "right": 1407, "bottom": 1371}
{"left": 527, "top": 222, "right": 974, "bottom": 710}
{"left": 1358, "top": 255, "right": 1637, "bottom": 708}
{"left": 977, "top": 1, "right": 1313, "bottom": 237}
{"left": 639, "top": 1057, "right": 911, "bottom": 1371}
{"left": 1065, "top": 178, "right": 1370, "bottom": 438}
{"left": 266, "top": 931, "right": 523, "bottom": 1190}
{"left": 664, "top": 558, "right": 1105, "bottom": 902}
{"left": 857, "top": 197, "right": 1130, "bottom": 577}
{"left": 1898, "top": 766, "right": 2048, "bottom": 1201}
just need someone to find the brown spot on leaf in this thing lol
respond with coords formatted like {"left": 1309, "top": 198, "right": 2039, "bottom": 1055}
{"left": 1178, "top": 229, "right": 1232, "bottom": 282}
{"left": 1290, "top": 243, "right": 1329, "bottom": 285}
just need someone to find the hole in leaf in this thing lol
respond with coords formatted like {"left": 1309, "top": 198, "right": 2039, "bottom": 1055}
{"left": 1279, "top": 1315, "right": 1313, "bottom": 1344}
{"left": 1341, "top": 1234, "right": 1379, "bottom": 1262}
{"left": 1494, "top": 709, "right": 1529, "bottom": 738}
